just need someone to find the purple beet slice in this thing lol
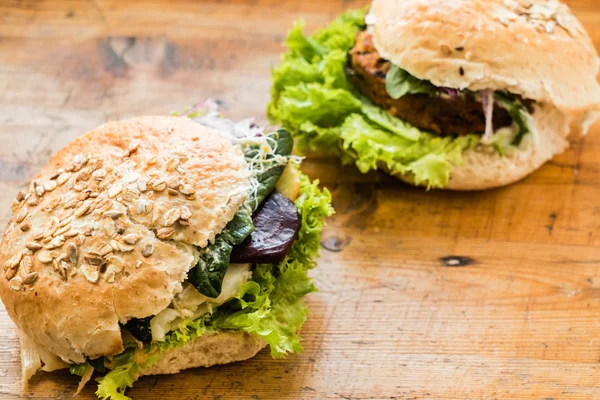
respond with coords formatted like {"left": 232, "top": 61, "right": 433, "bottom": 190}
{"left": 230, "top": 191, "right": 300, "bottom": 264}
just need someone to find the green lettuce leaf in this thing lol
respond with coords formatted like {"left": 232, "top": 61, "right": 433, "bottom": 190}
{"left": 82, "top": 172, "right": 333, "bottom": 399}
{"left": 385, "top": 64, "right": 439, "bottom": 99}
{"left": 268, "top": 8, "right": 478, "bottom": 188}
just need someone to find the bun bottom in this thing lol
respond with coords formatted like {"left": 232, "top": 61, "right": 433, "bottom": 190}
{"left": 394, "top": 103, "right": 577, "bottom": 191}
{"left": 140, "top": 331, "right": 266, "bottom": 376}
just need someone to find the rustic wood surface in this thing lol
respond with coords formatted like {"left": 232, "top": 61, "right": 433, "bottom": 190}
{"left": 1, "top": 0, "right": 600, "bottom": 399}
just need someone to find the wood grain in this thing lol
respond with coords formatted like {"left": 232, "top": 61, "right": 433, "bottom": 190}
{"left": 1, "top": 0, "right": 600, "bottom": 399}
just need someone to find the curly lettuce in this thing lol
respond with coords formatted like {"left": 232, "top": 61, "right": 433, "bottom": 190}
{"left": 268, "top": 8, "right": 481, "bottom": 188}
{"left": 75, "top": 172, "right": 333, "bottom": 400}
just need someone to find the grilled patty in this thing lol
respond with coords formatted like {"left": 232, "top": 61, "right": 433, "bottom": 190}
{"left": 348, "top": 31, "right": 514, "bottom": 136}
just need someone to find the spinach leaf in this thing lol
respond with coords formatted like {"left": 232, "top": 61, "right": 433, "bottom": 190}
{"left": 124, "top": 316, "right": 153, "bottom": 343}
{"left": 385, "top": 64, "right": 439, "bottom": 99}
{"left": 247, "top": 129, "right": 294, "bottom": 210}
{"left": 188, "top": 130, "right": 294, "bottom": 298}
{"left": 188, "top": 203, "right": 254, "bottom": 298}
{"left": 188, "top": 236, "right": 234, "bottom": 298}
{"left": 494, "top": 92, "right": 531, "bottom": 146}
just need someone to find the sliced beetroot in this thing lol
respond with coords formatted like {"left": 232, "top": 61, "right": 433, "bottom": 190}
{"left": 230, "top": 191, "right": 300, "bottom": 264}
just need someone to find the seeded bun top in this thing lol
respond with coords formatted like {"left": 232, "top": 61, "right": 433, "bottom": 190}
{"left": 371, "top": 0, "right": 600, "bottom": 113}
{"left": 0, "top": 116, "right": 250, "bottom": 363}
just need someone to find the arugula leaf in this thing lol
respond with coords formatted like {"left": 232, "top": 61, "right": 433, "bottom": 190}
{"left": 385, "top": 64, "right": 439, "bottom": 99}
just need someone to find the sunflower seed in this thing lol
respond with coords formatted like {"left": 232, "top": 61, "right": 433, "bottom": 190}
{"left": 58, "top": 261, "right": 69, "bottom": 281}
{"left": 157, "top": 227, "right": 175, "bottom": 240}
{"left": 20, "top": 221, "right": 31, "bottom": 232}
{"left": 152, "top": 180, "right": 167, "bottom": 192}
{"left": 4, "top": 251, "right": 23, "bottom": 270}
{"left": 121, "top": 189, "right": 139, "bottom": 202}
{"left": 122, "top": 233, "right": 141, "bottom": 245}
{"left": 44, "top": 236, "right": 65, "bottom": 250}
{"left": 166, "top": 158, "right": 179, "bottom": 172}
{"left": 138, "top": 179, "right": 148, "bottom": 192}
{"left": 9, "top": 277, "right": 23, "bottom": 291}
{"left": 77, "top": 167, "right": 92, "bottom": 182}
{"left": 109, "top": 240, "right": 120, "bottom": 252}
{"left": 34, "top": 182, "right": 45, "bottom": 197}
{"left": 136, "top": 260, "right": 144, "bottom": 268}
{"left": 26, "top": 196, "right": 39, "bottom": 206}
{"left": 62, "top": 196, "right": 78, "bottom": 209}
{"left": 167, "top": 188, "right": 179, "bottom": 196}
{"left": 43, "top": 217, "right": 59, "bottom": 237}
{"left": 179, "top": 219, "right": 190, "bottom": 226}
{"left": 85, "top": 254, "right": 104, "bottom": 266}
{"left": 122, "top": 173, "right": 138, "bottom": 183}
{"left": 77, "top": 189, "right": 92, "bottom": 201}
{"left": 103, "top": 210, "right": 123, "bottom": 219}
{"left": 117, "top": 242, "right": 135, "bottom": 252}
{"left": 74, "top": 234, "right": 86, "bottom": 246}
{"left": 64, "top": 229, "right": 79, "bottom": 239}
{"left": 81, "top": 264, "right": 99, "bottom": 283}
{"left": 74, "top": 202, "right": 91, "bottom": 217}
{"left": 162, "top": 208, "right": 181, "bottom": 227}
{"left": 23, "top": 272, "right": 38, "bottom": 285}
{"left": 54, "top": 224, "right": 70, "bottom": 237}
{"left": 179, "top": 206, "right": 192, "bottom": 221}
{"left": 141, "top": 242, "right": 154, "bottom": 257}
{"left": 37, "top": 250, "right": 56, "bottom": 263}
{"left": 92, "top": 169, "right": 107, "bottom": 181}
{"left": 167, "top": 176, "right": 179, "bottom": 189}
{"left": 15, "top": 207, "right": 28, "bottom": 223}
{"left": 43, "top": 180, "right": 58, "bottom": 192}
{"left": 20, "top": 256, "right": 32, "bottom": 273}
{"left": 5, "top": 268, "right": 17, "bottom": 280}
{"left": 16, "top": 191, "right": 25, "bottom": 202}
{"left": 43, "top": 197, "right": 61, "bottom": 212}
{"left": 67, "top": 242, "right": 78, "bottom": 264}
{"left": 179, "top": 184, "right": 195, "bottom": 196}
{"left": 108, "top": 183, "right": 123, "bottom": 198}
{"left": 99, "top": 244, "right": 113, "bottom": 257}
{"left": 26, "top": 242, "right": 42, "bottom": 251}
{"left": 57, "top": 172, "right": 72, "bottom": 186}
{"left": 33, "top": 231, "right": 44, "bottom": 241}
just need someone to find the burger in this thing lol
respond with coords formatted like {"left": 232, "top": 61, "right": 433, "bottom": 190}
{"left": 268, "top": 0, "right": 600, "bottom": 190}
{"left": 0, "top": 103, "right": 333, "bottom": 399}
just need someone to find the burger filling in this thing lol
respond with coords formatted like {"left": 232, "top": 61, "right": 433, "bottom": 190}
{"left": 268, "top": 8, "right": 537, "bottom": 188}
{"left": 68, "top": 105, "right": 334, "bottom": 399}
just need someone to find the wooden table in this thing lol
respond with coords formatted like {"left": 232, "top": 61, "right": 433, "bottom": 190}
{"left": 1, "top": 0, "right": 600, "bottom": 399}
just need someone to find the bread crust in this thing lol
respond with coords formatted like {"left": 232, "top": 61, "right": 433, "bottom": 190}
{"left": 371, "top": 0, "right": 600, "bottom": 113}
{"left": 141, "top": 331, "right": 266, "bottom": 376}
{"left": 0, "top": 116, "right": 250, "bottom": 363}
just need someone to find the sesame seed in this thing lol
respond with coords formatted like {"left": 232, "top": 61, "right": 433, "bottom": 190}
{"left": 20, "top": 221, "right": 31, "bottom": 232}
